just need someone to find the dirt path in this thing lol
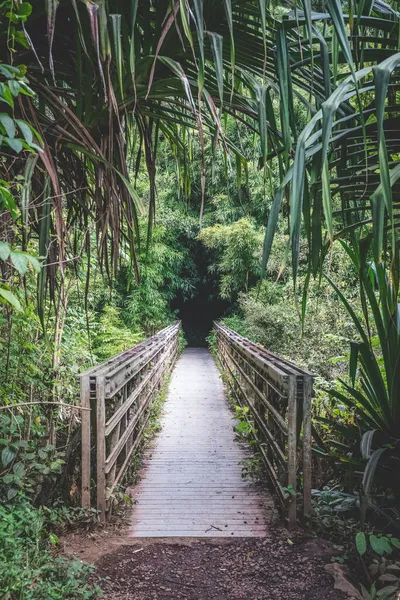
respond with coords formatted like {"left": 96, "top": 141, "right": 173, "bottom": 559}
{"left": 65, "top": 526, "right": 347, "bottom": 599}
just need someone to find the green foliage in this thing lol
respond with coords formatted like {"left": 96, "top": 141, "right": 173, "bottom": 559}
{"left": 0, "top": 1, "right": 32, "bottom": 50}
{"left": 223, "top": 277, "right": 354, "bottom": 380}
{"left": 0, "top": 412, "right": 65, "bottom": 502}
{"left": 356, "top": 532, "right": 400, "bottom": 600}
{"left": 0, "top": 59, "right": 42, "bottom": 312}
{"left": 233, "top": 405, "right": 255, "bottom": 441}
{"left": 92, "top": 305, "right": 143, "bottom": 362}
{"left": 0, "top": 499, "right": 100, "bottom": 599}
{"left": 198, "top": 218, "right": 262, "bottom": 300}
{"left": 0, "top": 4, "right": 400, "bottom": 597}
{"left": 356, "top": 532, "right": 368, "bottom": 557}
{"left": 317, "top": 238, "right": 400, "bottom": 515}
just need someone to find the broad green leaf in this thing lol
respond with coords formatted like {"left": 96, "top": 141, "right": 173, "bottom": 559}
{"left": 1, "top": 446, "right": 16, "bottom": 468}
{"left": 6, "top": 137, "right": 23, "bottom": 153}
{"left": 356, "top": 532, "right": 367, "bottom": 556}
{"left": 19, "top": 2, "right": 32, "bottom": 17}
{"left": 363, "top": 449, "right": 387, "bottom": 507}
{"left": 7, "top": 488, "right": 18, "bottom": 500}
{"left": 0, "top": 85, "right": 14, "bottom": 107}
{"left": 376, "top": 585, "right": 399, "bottom": 597}
{"left": 0, "top": 288, "right": 22, "bottom": 311}
{"left": 27, "top": 255, "right": 41, "bottom": 273}
{"left": 16, "top": 119, "right": 33, "bottom": 146}
{"left": 10, "top": 251, "right": 29, "bottom": 275}
{"left": 370, "top": 534, "right": 392, "bottom": 556}
{"left": 8, "top": 80, "right": 20, "bottom": 97}
{"left": 0, "top": 242, "right": 10, "bottom": 260}
{"left": 360, "top": 430, "right": 377, "bottom": 460}
{"left": 13, "top": 462, "right": 25, "bottom": 477}
{"left": 0, "top": 114, "right": 15, "bottom": 138}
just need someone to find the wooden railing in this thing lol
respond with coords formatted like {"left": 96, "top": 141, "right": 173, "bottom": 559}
{"left": 214, "top": 322, "right": 314, "bottom": 527}
{"left": 79, "top": 321, "right": 181, "bottom": 521}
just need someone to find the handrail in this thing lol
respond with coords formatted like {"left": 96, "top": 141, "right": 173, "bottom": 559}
{"left": 79, "top": 321, "right": 181, "bottom": 521}
{"left": 214, "top": 321, "right": 314, "bottom": 527}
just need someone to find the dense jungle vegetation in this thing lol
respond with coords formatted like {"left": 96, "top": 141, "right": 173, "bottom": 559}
{"left": 1, "top": 0, "right": 400, "bottom": 597}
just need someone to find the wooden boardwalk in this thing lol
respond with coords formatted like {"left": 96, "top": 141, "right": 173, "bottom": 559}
{"left": 129, "top": 348, "right": 269, "bottom": 537}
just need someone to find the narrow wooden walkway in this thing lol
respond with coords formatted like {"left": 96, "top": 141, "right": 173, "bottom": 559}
{"left": 129, "top": 348, "right": 269, "bottom": 537}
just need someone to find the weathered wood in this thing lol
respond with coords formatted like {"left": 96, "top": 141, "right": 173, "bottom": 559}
{"left": 104, "top": 350, "right": 168, "bottom": 436}
{"left": 219, "top": 337, "right": 288, "bottom": 433}
{"left": 80, "top": 375, "right": 91, "bottom": 509}
{"left": 96, "top": 376, "right": 106, "bottom": 522}
{"left": 214, "top": 321, "right": 314, "bottom": 527}
{"left": 287, "top": 376, "right": 297, "bottom": 528}
{"left": 80, "top": 319, "right": 312, "bottom": 528}
{"left": 129, "top": 348, "right": 270, "bottom": 538}
{"left": 302, "top": 376, "right": 313, "bottom": 519}
{"left": 80, "top": 321, "right": 181, "bottom": 520}
{"left": 220, "top": 350, "right": 287, "bottom": 468}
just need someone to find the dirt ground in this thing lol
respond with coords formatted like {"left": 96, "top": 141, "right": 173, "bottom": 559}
{"left": 64, "top": 526, "right": 349, "bottom": 600}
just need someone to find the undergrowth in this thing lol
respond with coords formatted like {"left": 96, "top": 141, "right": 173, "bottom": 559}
{"left": 0, "top": 498, "right": 101, "bottom": 599}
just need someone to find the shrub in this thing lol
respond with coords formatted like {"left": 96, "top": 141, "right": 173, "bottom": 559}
{"left": 0, "top": 499, "right": 100, "bottom": 599}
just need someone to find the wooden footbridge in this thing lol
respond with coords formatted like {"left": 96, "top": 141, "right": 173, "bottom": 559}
{"left": 80, "top": 322, "right": 313, "bottom": 533}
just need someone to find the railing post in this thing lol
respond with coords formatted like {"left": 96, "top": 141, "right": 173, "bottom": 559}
{"left": 287, "top": 376, "right": 297, "bottom": 528}
{"left": 96, "top": 376, "right": 106, "bottom": 522}
{"left": 302, "top": 376, "right": 313, "bottom": 519}
{"left": 80, "top": 375, "right": 91, "bottom": 508}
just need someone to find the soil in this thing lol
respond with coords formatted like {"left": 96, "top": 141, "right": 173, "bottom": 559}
{"left": 65, "top": 526, "right": 350, "bottom": 600}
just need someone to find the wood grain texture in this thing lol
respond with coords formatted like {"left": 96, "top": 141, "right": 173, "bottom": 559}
{"left": 129, "top": 348, "right": 271, "bottom": 538}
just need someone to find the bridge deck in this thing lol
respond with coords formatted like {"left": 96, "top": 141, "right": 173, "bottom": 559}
{"left": 129, "top": 348, "right": 270, "bottom": 537}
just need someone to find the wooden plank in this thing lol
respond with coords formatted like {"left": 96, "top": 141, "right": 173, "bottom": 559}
{"left": 79, "top": 322, "right": 180, "bottom": 521}
{"left": 96, "top": 376, "right": 106, "bottom": 522}
{"left": 220, "top": 359, "right": 287, "bottom": 506}
{"left": 216, "top": 322, "right": 314, "bottom": 377}
{"left": 222, "top": 353, "right": 287, "bottom": 467}
{"left": 105, "top": 351, "right": 166, "bottom": 435}
{"left": 80, "top": 375, "right": 91, "bottom": 508}
{"left": 104, "top": 324, "right": 180, "bottom": 397}
{"left": 129, "top": 348, "right": 270, "bottom": 538}
{"left": 302, "top": 375, "right": 313, "bottom": 519}
{"left": 80, "top": 322, "right": 179, "bottom": 379}
{"left": 104, "top": 366, "right": 164, "bottom": 474}
{"left": 216, "top": 324, "right": 290, "bottom": 386}
{"left": 220, "top": 340, "right": 288, "bottom": 434}
{"left": 287, "top": 376, "right": 297, "bottom": 529}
